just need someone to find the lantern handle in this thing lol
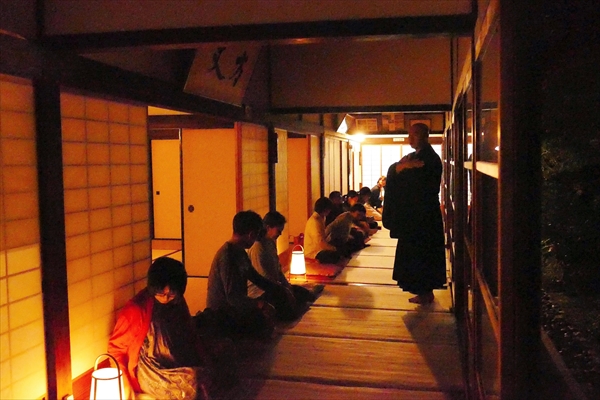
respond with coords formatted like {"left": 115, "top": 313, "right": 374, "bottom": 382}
{"left": 291, "top": 244, "right": 304, "bottom": 252}
{"left": 92, "top": 353, "right": 124, "bottom": 400}
{"left": 93, "top": 353, "right": 120, "bottom": 371}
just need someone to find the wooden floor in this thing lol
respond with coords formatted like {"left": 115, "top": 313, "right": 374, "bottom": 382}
{"left": 227, "top": 226, "right": 465, "bottom": 400}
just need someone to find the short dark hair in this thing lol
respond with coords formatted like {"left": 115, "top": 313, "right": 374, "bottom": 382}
{"left": 329, "top": 191, "right": 342, "bottom": 200}
{"left": 233, "top": 210, "right": 263, "bottom": 235}
{"left": 147, "top": 257, "right": 187, "bottom": 296}
{"left": 349, "top": 204, "right": 366, "bottom": 213}
{"left": 346, "top": 190, "right": 358, "bottom": 199}
{"left": 359, "top": 187, "right": 371, "bottom": 197}
{"left": 263, "top": 211, "right": 286, "bottom": 228}
{"left": 314, "top": 197, "right": 334, "bottom": 214}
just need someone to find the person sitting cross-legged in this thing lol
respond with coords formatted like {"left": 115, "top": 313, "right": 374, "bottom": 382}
{"left": 359, "top": 186, "right": 383, "bottom": 222}
{"left": 326, "top": 190, "right": 345, "bottom": 225}
{"left": 108, "top": 257, "right": 211, "bottom": 400}
{"left": 248, "top": 211, "right": 322, "bottom": 321}
{"left": 304, "top": 197, "right": 346, "bottom": 264}
{"left": 206, "top": 210, "right": 296, "bottom": 337}
{"left": 325, "top": 203, "right": 369, "bottom": 257}
{"left": 342, "top": 190, "right": 359, "bottom": 212}
{"left": 370, "top": 175, "right": 386, "bottom": 211}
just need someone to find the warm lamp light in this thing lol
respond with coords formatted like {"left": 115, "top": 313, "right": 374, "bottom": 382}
{"left": 351, "top": 132, "right": 365, "bottom": 144}
{"left": 289, "top": 244, "right": 307, "bottom": 277}
{"left": 90, "top": 354, "right": 125, "bottom": 400}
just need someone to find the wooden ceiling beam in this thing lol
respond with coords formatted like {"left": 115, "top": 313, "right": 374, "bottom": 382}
{"left": 148, "top": 114, "right": 235, "bottom": 129}
{"left": 269, "top": 104, "right": 452, "bottom": 115}
{"left": 0, "top": 34, "right": 247, "bottom": 121}
{"left": 41, "top": 15, "right": 476, "bottom": 52}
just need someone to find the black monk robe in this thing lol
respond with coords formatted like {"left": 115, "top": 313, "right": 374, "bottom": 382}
{"left": 382, "top": 144, "right": 447, "bottom": 294}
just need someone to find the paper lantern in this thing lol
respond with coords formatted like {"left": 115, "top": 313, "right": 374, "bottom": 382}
{"left": 90, "top": 354, "right": 125, "bottom": 400}
{"left": 290, "top": 244, "right": 306, "bottom": 276}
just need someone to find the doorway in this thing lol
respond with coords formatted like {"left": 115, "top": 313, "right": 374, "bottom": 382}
{"left": 149, "top": 131, "right": 183, "bottom": 261}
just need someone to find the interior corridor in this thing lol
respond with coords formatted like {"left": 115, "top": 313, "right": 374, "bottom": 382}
{"left": 171, "top": 225, "right": 464, "bottom": 399}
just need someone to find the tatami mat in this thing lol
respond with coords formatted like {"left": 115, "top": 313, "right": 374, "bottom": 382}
{"left": 215, "top": 216, "right": 463, "bottom": 399}
{"left": 353, "top": 245, "right": 396, "bottom": 257}
{"left": 333, "top": 266, "right": 396, "bottom": 285}
{"left": 314, "top": 284, "right": 453, "bottom": 312}
{"left": 304, "top": 261, "right": 344, "bottom": 277}
{"left": 237, "top": 335, "right": 463, "bottom": 392}
{"left": 247, "top": 379, "right": 463, "bottom": 400}
{"left": 365, "top": 237, "right": 398, "bottom": 247}
{"left": 285, "top": 306, "right": 459, "bottom": 344}
{"left": 346, "top": 254, "right": 394, "bottom": 268}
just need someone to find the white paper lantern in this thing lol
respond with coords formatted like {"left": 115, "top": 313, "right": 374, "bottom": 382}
{"left": 290, "top": 244, "right": 306, "bottom": 276}
{"left": 90, "top": 354, "right": 125, "bottom": 400}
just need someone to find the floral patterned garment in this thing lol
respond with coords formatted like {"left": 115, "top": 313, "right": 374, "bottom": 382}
{"left": 137, "top": 300, "right": 209, "bottom": 400}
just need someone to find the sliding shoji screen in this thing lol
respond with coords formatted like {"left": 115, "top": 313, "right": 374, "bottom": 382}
{"left": 0, "top": 75, "right": 47, "bottom": 399}
{"left": 240, "top": 122, "right": 269, "bottom": 218}
{"left": 60, "top": 92, "right": 151, "bottom": 378}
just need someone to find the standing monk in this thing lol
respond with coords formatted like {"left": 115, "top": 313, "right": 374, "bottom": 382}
{"left": 382, "top": 123, "right": 446, "bottom": 304}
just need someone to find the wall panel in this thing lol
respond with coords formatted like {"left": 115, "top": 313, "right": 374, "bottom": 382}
{"left": 240, "top": 123, "right": 269, "bottom": 217}
{"left": 0, "top": 75, "right": 47, "bottom": 400}
{"left": 181, "top": 128, "right": 237, "bottom": 314}
{"left": 271, "top": 38, "right": 451, "bottom": 108}
{"left": 60, "top": 92, "right": 150, "bottom": 379}
{"left": 310, "top": 135, "right": 321, "bottom": 207}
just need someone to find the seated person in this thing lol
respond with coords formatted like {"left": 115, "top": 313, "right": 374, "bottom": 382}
{"left": 342, "top": 190, "right": 359, "bottom": 212}
{"left": 108, "top": 257, "right": 210, "bottom": 400}
{"left": 248, "top": 211, "right": 320, "bottom": 320}
{"left": 207, "top": 210, "right": 292, "bottom": 336}
{"left": 325, "top": 204, "right": 369, "bottom": 257}
{"left": 326, "top": 190, "right": 344, "bottom": 225}
{"left": 304, "top": 197, "right": 345, "bottom": 264}
{"left": 358, "top": 187, "right": 382, "bottom": 226}
{"left": 370, "top": 176, "right": 386, "bottom": 211}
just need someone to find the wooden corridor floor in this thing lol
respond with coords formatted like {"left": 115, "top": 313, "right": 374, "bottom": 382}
{"left": 225, "top": 226, "right": 466, "bottom": 400}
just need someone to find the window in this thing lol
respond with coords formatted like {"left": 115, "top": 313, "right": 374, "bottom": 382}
{"left": 362, "top": 144, "right": 443, "bottom": 202}
{"left": 361, "top": 144, "right": 407, "bottom": 188}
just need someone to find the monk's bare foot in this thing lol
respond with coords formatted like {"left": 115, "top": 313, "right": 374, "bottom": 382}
{"left": 408, "top": 292, "right": 434, "bottom": 304}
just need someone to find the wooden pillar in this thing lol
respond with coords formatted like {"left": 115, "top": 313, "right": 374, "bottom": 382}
{"left": 453, "top": 99, "right": 466, "bottom": 319}
{"left": 268, "top": 125, "right": 278, "bottom": 211}
{"left": 498, "top": 0, "right": 543, "bottom": 398}
{"left": 319, "top": 135, "right": 325, "bottom": 198}
{"left": 34, "top": 78, "right": 73, "bottom": 400}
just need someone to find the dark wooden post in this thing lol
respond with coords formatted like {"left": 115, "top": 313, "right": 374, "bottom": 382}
{"left": 268, "top": 124, "right": 278, "bottom": 211}
{"left": 34, "top": 78, "right": 73, "bottom": 400}
{"left": 498, "top": 0, "right": 543, "bottom": 398}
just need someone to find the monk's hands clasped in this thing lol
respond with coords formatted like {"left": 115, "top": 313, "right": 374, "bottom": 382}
{"left": 396, "top": 159, "right": 424, "bottom": 172}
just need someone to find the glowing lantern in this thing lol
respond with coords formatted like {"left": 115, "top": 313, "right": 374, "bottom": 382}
{"left": 90, "top": 354, "right": 125, "bottom": 400}
{"left": 289, "top": 244, "right": 307, "bottom": 280}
